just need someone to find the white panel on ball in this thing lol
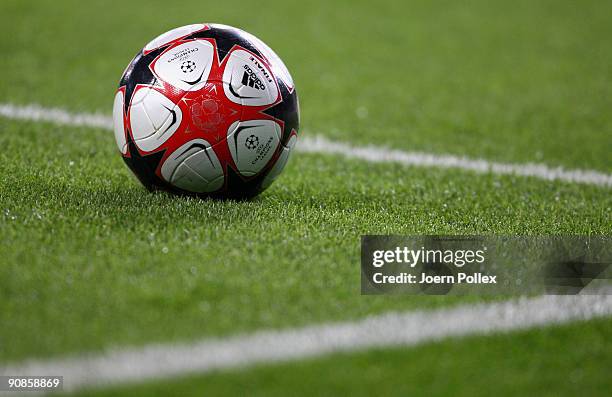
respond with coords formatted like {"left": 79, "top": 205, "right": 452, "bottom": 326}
{"left": 144, "top": 24, "right": 205, "bottom": 53}
{"left": 152, "top": 40, "right": 214, "bottom": 92}
{"left": 129, "top": 87, "right": 182, "bottom": 152}
{"left": 261, "top": 134, "right": 297, "bottom": 188}
{"left": 112, "top": 90, "right": 127, "bottom": 154}
{"left": 211, "top": 24, "right": 294, "bottom": 91}
{"left": 227, "top": 119, "right": 281, "bottom": 176}
{"left": 160, "top": 139, "right": 224, "bottom": 193}
{"left": 238, "top": 29, "right": 294, "bottom": 91}
{"left": 222, "top": 49, "right": 279, "bottom": 106}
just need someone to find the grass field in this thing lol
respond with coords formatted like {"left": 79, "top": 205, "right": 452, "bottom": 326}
{"left": 77, "top": 318, "right": 612, "bottom": 397}
{"left": 0, "top": 0, "right": 611, "bottom": 395}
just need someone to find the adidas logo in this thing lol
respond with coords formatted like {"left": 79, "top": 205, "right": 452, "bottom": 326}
{"left": 241, "top": 65, "right": 265, "bottom": 90}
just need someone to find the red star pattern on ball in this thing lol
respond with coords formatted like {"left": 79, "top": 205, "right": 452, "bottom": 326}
{"left": 139, "top": 37, "right": 285, "bottom": 178}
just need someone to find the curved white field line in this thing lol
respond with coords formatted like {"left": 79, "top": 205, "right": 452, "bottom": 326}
{"left": 1, "top": 103, "right": 611, "bottom": 187}
{"left": 0, "top": 295, "right": 610, "bottom": 393}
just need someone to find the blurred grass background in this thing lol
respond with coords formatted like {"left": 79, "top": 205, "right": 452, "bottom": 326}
{"left": 1, "top": 0, "right": 611, "bottom": 169}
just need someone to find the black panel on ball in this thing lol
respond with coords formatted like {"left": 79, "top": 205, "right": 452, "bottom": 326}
{"left": 184, "top": 25, "right": 263, "bottom": 63}
{"left": 264, "top": 79, "right": 300, "bottom": 147}
{"left": 119, "top": 47, "right": 165, "bottom": 114}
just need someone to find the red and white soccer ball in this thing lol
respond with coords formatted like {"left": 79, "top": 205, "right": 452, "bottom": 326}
{"left": 112, "top": 24, "right": 299, "bottom": 198}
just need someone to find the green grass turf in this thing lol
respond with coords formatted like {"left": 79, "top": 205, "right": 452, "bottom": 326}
{"left": 75, "top": 317, "right": 612, "bottom": 396}
{"left": 0, "top": 118, "right": 610, "bottom": 363}
{"left": 1, "top": 0, "right": 611, "bottom": 171}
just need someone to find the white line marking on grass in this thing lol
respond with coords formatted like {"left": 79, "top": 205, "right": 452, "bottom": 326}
{"left": 1, "top": 102, "right": 611, "bottom": 187}
{"left": 0, "top": 103, "right": 113, "bottom": 130}
{"left": 0, "top": 295, "right": 611, "bottom": 392}
{"left": 300, "top": 136, "right": 612, "bottom": 187}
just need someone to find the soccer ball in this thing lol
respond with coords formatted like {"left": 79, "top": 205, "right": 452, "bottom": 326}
{"left": 112, "top": 24, "right": 299, "bottom": 198}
